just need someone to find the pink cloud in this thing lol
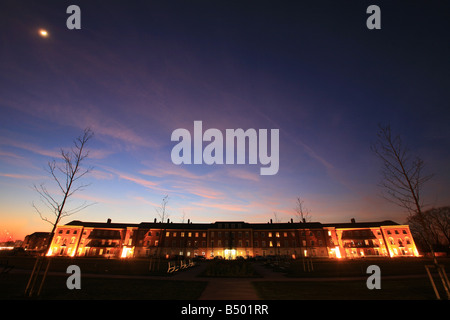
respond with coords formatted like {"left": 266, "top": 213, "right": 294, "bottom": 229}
{"left": 0, "top": 172, "right": 39, "bottom": 180}
{"left": 114, "top": 171, "right": 158, "bottom": 189}
{"left": 226, "top": 168, "right": 260, "bottom": 182}
{"left": 0, "top": 136, "right": 60, "bottom": 158}
{"left": 192, "top": 201, "right": 249, "bottom": 212}
{"left": 140, "top": 165, "right": 208, "bottom": 180}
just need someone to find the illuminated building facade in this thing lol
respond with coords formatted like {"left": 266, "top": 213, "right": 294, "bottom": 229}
{"left": 45, "top": 218, "right": 419, "bottom": 259}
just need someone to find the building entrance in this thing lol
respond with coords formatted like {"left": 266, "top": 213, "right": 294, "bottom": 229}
{"left": 224, "top": 249, "right": 236, "bottom": 259}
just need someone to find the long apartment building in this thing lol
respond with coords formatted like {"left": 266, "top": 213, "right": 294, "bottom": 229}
{"left": 44, "top": 217, "right": 420, "bottom": 260}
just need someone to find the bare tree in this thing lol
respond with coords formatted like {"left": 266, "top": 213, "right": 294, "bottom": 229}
{"left": 408, "top": 206, "right": 450, "bottom": 252}
{"left": 32, "top": 128, "right": 95, "bottom": 240}
{"left": 294, "top": 196, "right": 313, "bottom": 271}
{"left": 273, "top": 211, "right": 281, "bottom": 223}
{"left": 180, "top": 210, "right": 187, "bottom": 223}
{"left": 371, "top": 124, "right": 432, "bottom": 216}
{"left": 371, "top": 124, "right": 449, "bottom": 299}
{"left": 152, "top": 195, "right": 170, "bottom": 271}
{"left": 25, "top": 128, "right": 94, "bottom": 297}
{"left": 155, "top": 195, "right": 170, "bottom": 223}
{"left": 294, "top": 197, "right": 311, "bottom": 223}
{"left": 371, "top": 124, "right": 434, "bottom": 251}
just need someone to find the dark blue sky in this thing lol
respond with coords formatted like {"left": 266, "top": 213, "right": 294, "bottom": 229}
{"left": 1, "top": 1, "right": 449, "bottom": 240}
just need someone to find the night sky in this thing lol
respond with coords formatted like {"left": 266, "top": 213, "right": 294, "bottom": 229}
{"left": 1, "top": 1, "right": 449, "bottom": 241}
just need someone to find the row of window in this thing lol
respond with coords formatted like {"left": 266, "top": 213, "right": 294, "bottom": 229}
{"left": 139, "top": 239, "right": 325, "bottom": 248}
{"left": 159, "top": 230, "right": 325, "bottom": 239}
{"left": 163, "top": 231, "right": 207, "bottom": 238}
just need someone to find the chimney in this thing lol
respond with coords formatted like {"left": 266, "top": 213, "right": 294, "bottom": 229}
{"left": 187, "top": 219, "right": 190, "bottom": 224}
{"left": 154, "top": 218, "right": 157, "bottom": 223}
{"left": 290, "top": 218, "right": 293, "bottom": 223}
{"left": 107, "top": 218, "right": 111, "bottom": 224}
{"left": 302, "top": 218, "right": 306, "bottom": 223}
{"left": 270, "top": 219, "right": 273, "bottom": 224}
{"left": 351, "top": 218, "right": 356, "bottom": 223}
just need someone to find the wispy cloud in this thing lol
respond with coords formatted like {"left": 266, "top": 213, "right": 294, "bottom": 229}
{"left": 226, "top": 168, "right": 260, "bottom": 182}
{"left": 0, "top": 136, "right": 60, "bottom": 158}
{"left": 0, "top": 172, "right": 40, "bottom": 180}
{"left": 107, "top": 167, "right": 158, "bottom": 189}
{"left": 140, "top": 165, "right": 208, "bottom": 180}
{"left": 191, "top": 201, "right": 249, "bottom": 212}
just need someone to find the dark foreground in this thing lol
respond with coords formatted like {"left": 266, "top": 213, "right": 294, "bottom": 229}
{"left": 0, "top": 256, "right": 448, "bottom": 300}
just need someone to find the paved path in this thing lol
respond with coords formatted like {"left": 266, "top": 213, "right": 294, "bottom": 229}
{"left": 172, "top": 262, "right": 281, "bottom": 300}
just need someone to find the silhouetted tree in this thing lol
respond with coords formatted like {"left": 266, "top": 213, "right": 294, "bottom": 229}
{"left": 294, "top": 196, "right": 313, "bottom": 271}
{"left": 25, "top": 128, "right": 94, "bottom": 297}
{"left": 32, "top": 128, "right": 95, "bottom": 246}
{"left": 408, "top": 206, "right": 450, "bottom": 254}
{"left": 294, "top": 197, "right": 311, "bottom": 223}
{"left": 371, "top": 124, "right": 434, "bottom": 256}
{"left": 371, "top": 124, "right": 449, "bottom": 299}
{"left": 151, "top": 195, "right": 170, "bottom": 271}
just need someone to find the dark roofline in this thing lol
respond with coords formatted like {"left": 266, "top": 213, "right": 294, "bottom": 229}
{"left": 65, "top": 219, "right": 401, "bottom": 230}
{"left": 323, "top": 220, "right": 399, "bottom": 228}
{"left": 26, "top": 232, "right": 51, "bottom": 237}
{"left": 65, "top": 220, "right": 140, "bottom": 229}
{"left": 139, "top": 222, "right": 211, "bottom": 230}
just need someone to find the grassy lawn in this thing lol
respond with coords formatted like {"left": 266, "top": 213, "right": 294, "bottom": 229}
{"left": 0, "top": 272, "right": 207, "bottom": 300}
{"left": 2, "top": 256, "right": 448, "bottom": 300}
{"left": 252, "top": 277, "right": 439, "bottom": 300}
{"left": 279, "top": 257, "right": 450, "bottom": 278}
{"left": 0, "top": 256, "right": 207, "bottom": 300}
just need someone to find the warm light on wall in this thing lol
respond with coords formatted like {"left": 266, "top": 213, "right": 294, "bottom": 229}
{"left": 335, "top": 246, "right": 342, "bottom": 258}
{"left": 225, "top": 249, "right": 236, "bottom": 259}
{"left": 121, "top": 246, "right": 134, "bottom": 258}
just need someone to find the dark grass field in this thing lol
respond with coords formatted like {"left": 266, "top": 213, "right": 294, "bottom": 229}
{"left": 252, "top": 277, "right": 439, "bottom": 300}
{"left": 1, "top": 256, "right": 448, "bottom": 300}
{"left": 0, "top": 272, "right": 208, "bottom": 300}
